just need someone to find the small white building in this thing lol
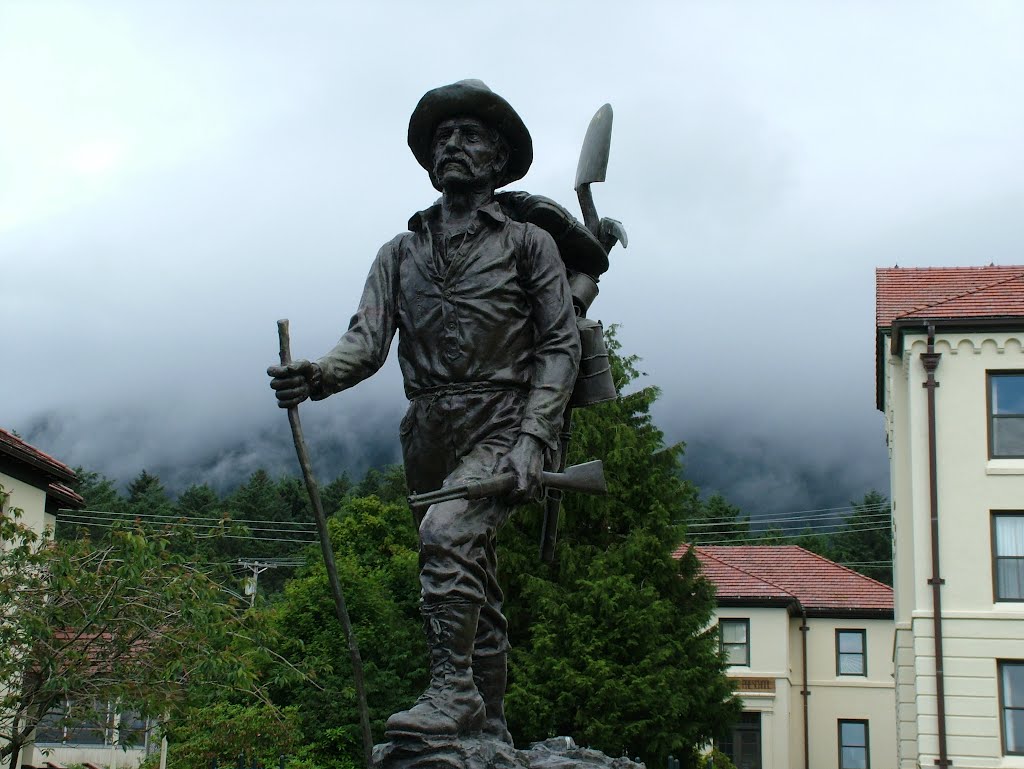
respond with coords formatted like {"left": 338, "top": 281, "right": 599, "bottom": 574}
{"left": 0, "top": 427, "right": 83, "bottom": 541}
{"left": 685, "top": 544, "right": 896, "bottom": 769}
{"left": 877, "top": 266, "right": 1024, "bottom": 769}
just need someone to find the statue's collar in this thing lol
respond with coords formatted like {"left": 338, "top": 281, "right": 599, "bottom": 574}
{"left": 407, "top": 200, "right": 507, "bottom": 232}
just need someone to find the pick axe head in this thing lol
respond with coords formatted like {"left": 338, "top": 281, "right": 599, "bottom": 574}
{"left": 575, "top": 103, "right": 613, "bottom": 191}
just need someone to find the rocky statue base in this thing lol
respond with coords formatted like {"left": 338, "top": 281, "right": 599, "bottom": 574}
{"left": 372, "top": 735, "right": 645, "bottom": 769}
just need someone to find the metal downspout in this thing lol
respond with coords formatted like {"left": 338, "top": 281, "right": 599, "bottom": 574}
{"left": 921, "top": 324, "right": 950, "bottom": 767}
{"left": 798, "top": 601, "right": 809, "bottom": 769}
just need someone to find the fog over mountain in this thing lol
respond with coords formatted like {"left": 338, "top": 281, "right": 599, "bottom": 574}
{"left": 5, "top": 3, "right": 1023, "bottom": 520}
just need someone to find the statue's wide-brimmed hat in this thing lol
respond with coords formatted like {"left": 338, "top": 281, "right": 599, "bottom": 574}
{"left": 408, "top": 79, "right": 533, "bottom": 189}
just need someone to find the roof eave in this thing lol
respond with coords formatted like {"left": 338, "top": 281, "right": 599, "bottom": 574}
{"left": 0, "top": 441, "right": 77, "bottom": 485}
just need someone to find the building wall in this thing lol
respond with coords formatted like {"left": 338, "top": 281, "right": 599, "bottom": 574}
{"left": 718, "top": 606, "right": 794, "bottom": 769}
{"left": 0, "top": 471, "right": 52, "bottom": 542}
{"left": 885, "top": 330, "right": 1024, "bottom": 769}
{"left": 799, "top": 616, "right": 897, "bottom": 769}
{"left": 716, "top": 607, "right": 896, "bottom": 769}
{"left": 22, "top": 742, "right": 149, "bottom": 769}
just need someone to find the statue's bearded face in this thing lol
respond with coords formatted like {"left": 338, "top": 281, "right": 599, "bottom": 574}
{"left": 431, "top": 116, "right": 508, "bottom": 191}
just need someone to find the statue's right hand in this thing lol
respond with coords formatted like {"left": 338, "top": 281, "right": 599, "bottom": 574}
{"left": 267, "top": 359, "right": 317, "bottom": 408}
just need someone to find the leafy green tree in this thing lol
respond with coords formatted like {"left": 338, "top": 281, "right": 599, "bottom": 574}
{"left": 0, "top": 484, "right": 282, "bottom": 769}
{"left": 264, "top": 495, "right": 422, "bottom": 769}
{"left": 148, "top": 703, "right": 308, "bottom": 769}
{"left": 352, "top": 465, "right": 408, "bottom": 506}
{"left": 500, "top": 331, "right": 740, "bottom": 765}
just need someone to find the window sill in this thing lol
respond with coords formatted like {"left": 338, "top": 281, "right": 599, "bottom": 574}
{"left": 986, "top": 459, "right": 1024, "bottom": 475}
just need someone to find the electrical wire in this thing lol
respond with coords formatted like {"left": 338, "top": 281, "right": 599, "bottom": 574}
{"left": 56, "top": 514, "right": 317, "bottom": 545}
{"left": 688, "top": 524, "right": 893, "bottom": 545}
{"left": 58, "top": 510, "right": 317, "bottom": 537}
{"left": 60, "top": 508, "right": 316, "bottom": 528}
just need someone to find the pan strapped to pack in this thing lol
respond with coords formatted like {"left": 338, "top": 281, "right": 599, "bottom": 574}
{"left": 495, "top": 191, "right": 616, "bottom": 408}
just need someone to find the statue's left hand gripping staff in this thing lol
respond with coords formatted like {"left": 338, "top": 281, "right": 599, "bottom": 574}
{"left": 275, "top": 319, "right": 374, "bottom": 769}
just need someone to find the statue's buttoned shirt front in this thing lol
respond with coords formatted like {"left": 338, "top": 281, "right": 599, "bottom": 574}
{"left": 316, "top": 201, "right": 580, "bottom": 451}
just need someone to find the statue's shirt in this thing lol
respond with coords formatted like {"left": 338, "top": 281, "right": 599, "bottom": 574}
{"left": 316, "top": 201, "right": 580, "bottom": 451}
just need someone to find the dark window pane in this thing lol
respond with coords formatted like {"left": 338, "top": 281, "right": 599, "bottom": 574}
{"left": 1004, "top": 664, "right": 1024, "bottom": 708}
{"left": 35, "top": 706, "right": 65, "bottom": 744}
{"left": 993, "top": 419, "right": 1024, "bottom": 456}
{"left": 841, "top": 721, "right": 866, "bottom": 747}
{"left": 117, "top": 711, "right": 148, "bottom": 747}
{"left": 1006, "top": 709, "right": 1024, "bottom": 754}
{"left": 722, "top": 621, "right": 747, "bottom": 643}
{"left": 996, "top": 517, "right": 1024, "bottom": 557}
{"left": 840, "top": 653, "right": 866, "bottom": 675}
{"left": 993, "top": 376, "right": 1024, "bottom": 415}
{"left": 997, "top": 559, "right": 1024, "bottom": 600}
{"left": 726, "top": 643, "right": 749, "bottom": 665}
{"left": 839, "top": 632, "right": 864, "bottom": 654}
{"left": 841, "top": 747, "right": 867, "bottom": 769}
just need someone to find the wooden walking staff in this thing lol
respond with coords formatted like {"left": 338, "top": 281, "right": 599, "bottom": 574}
{"left": 277, "top": 319, "right": 373, "bottom": 768}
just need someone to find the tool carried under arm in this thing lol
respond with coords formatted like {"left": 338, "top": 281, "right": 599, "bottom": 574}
{"left": 408, "top": 460, "right": 607, "bottom": 512}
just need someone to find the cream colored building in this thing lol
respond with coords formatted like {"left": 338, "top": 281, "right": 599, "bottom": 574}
{"left": 0, "top": 429, "right": 147, "bottom": 769}
{"left": 0, "top": 428, "right": 82, "bottom": 542}
{"left": 877, "top": 266, "right": 1024, "bottom": 769}
{"left": 686, "top": 545, "right": 896, "bottom": 769}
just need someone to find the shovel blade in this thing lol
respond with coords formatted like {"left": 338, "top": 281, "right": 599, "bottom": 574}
{"left": 574, "top": 103, "right": 613, "bottom": 191}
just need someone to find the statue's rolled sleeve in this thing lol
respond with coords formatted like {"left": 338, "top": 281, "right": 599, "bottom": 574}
{"left": 316, "top": 237, "right": 402, "bottom": 395}
{"left": 518, "top": 227, "right": 581, "bottom": 450}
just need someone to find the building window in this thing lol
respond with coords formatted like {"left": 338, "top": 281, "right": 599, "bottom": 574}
{"left": 993, "top": 513, "right": 1024, "bottom": 601}
{"left": 989, "top": 373, "right": 1024, "bottom": 458}
{"left": 838, "top": 720, "right": 869, "bottom": 769}
{"left": 836, "top": 630, "right": 867, "bottom": 675}
{"left": 718, "top": 711, "right": 762, "bottom": 769}
{"left": 34, "top": 700, "right": 111, "bottom": 746}
{"left": 719, "top": 618, "right": 750, "bottom": 666}
{"left": 1001, "top": 661, "right": 1024, "bottom": 755}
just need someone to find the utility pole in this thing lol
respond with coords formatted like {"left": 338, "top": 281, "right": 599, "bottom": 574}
{"left": 239, "top": 560, "right": 273, "bottom": 607}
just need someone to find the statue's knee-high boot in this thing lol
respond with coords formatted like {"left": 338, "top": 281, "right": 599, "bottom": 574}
{"left": 473, "top": 652, "right": 513, "bottom": 744}
{"left": 385, "top": 602, "right": 485, "bottom": 737}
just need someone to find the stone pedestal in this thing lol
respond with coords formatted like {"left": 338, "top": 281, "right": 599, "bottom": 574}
{"left": 372, "top": 735, "right": 645, "bottom": 769}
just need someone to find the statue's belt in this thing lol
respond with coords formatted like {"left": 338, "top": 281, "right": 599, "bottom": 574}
{"left": 407, "top": 381, "right": 529, "bottom": 400}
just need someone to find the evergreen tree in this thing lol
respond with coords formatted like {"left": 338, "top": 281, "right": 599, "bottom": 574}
{"left": 688, "top": 494, "right": 750, "bottom": 544}
{"left": 500, "top": 331, "right": 739, "bottom": 765}
{"left": 829, "top": 491, "right": 892, "bottom": 585}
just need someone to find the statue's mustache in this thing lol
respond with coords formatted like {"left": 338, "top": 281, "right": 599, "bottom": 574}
{"left": 438, "top": 153, "right": 470, "bottom": 170}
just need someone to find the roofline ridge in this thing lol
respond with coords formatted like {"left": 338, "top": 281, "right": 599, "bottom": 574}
{"left": 694, "top": 544, "right": 798, "bottom": 600}
{"left": 877, "top": 265, "right": 1024, "bottom": 273}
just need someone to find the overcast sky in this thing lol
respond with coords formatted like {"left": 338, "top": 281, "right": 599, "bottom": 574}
{"left": 3, "top": 2, "right": 1024, "bottom": 515}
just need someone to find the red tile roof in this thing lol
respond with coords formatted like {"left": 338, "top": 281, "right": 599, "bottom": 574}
{"left": 48, "top": 482, "right": 85, "bottom": 509}
{"left": 876, "top": 265, "right": 1024, "bottom": 328}
{"left": 1, "top": 428, "right": 84, "bottom": 509}
{"left": 0, "top": 427, "right": 77, "bottom": 483}
{"left": 677, "top": 544, "right": 893, "bottom": 613}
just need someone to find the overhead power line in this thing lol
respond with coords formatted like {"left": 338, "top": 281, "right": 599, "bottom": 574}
{"left": 59, "top": 508, "right": 317, "bottom": 536}
{"left": 57, "top": 513, "right": 317, "bottom": 545}
{"left": 63, "top": 508, "right": 317, "bottom": 528}
{"left": 687, "top": 523, "right": 893, "bottom": 545}
{"left": 685, "top": 510, "right": 891, "bottom": 530}
{"left": 685, "top": 503, "right": 890, "bottom": 529}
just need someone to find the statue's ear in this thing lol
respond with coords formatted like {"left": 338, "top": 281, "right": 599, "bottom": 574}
{"left": 493, "top": 142, "right": 510, "bottom": 178}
